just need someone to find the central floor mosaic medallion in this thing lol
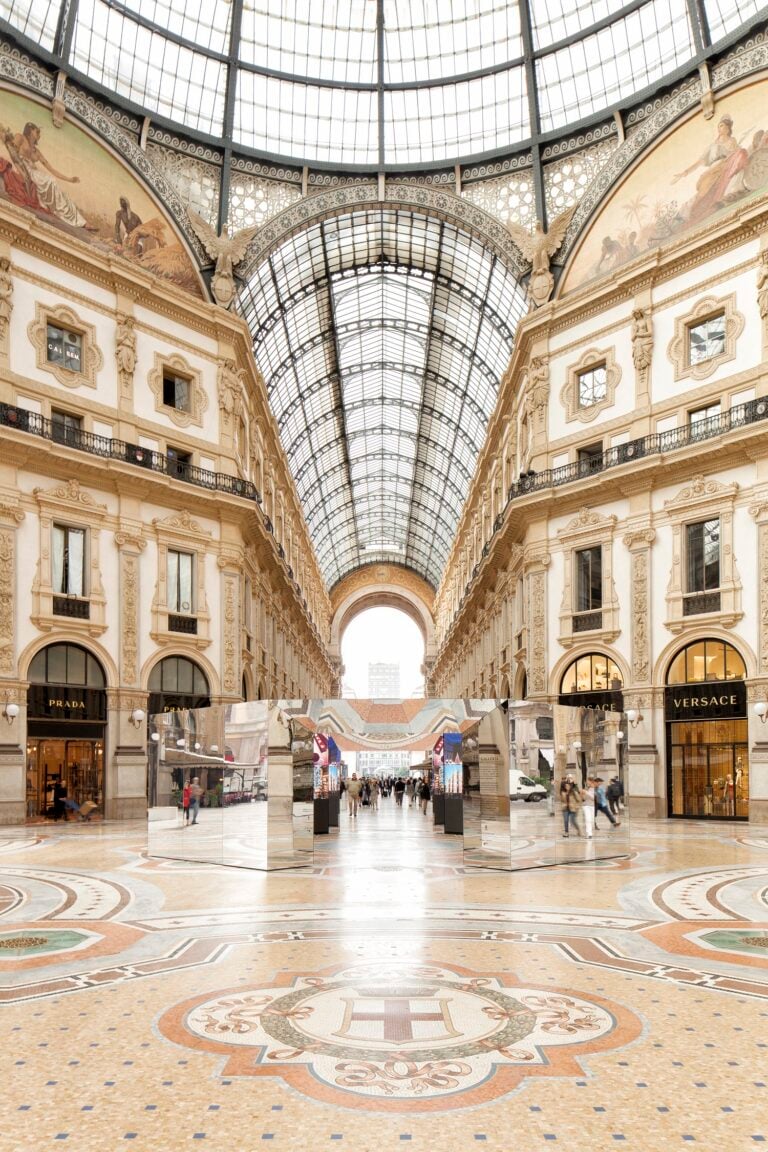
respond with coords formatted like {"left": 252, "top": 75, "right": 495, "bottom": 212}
{"left": 160, "top": 961, "right": 641, "bottom": 1111}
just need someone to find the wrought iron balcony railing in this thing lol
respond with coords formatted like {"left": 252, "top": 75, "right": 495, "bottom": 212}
{"left": 508, "top": 398, "right": 768, "bottom": 502}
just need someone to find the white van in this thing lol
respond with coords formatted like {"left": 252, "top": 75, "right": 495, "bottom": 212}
{"left": 509, "top": 769, "right": 548, "bottom": 802}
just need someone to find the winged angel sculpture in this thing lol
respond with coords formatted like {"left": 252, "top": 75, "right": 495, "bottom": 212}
{"left": 506, "top": 206, "right": 576, "bottom": 308}
{"left": 187, "top": 211, "right": 259, "bottom": 309}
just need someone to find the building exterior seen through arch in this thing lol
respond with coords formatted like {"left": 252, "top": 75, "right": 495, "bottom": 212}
{"left": 2, "top": 5, "right": 768, "bottom": 823}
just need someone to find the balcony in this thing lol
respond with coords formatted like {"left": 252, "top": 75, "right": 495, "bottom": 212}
{"left": 168, "top": 613, "right": 198, "bottom": 634}
{"left": 572, "top": 610, "right": 603, "bottom": 633}
{"left": 53, "top": 595, "right": 90, "bottom": 619}
{"left": 683, "top": 591, "right": 721, "bottom": 616}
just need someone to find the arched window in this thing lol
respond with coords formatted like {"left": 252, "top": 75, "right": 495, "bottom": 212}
{"left": 148, "top": 656, "right": 209, "bottom": 697}
{"left": 29, "top": 643, "right": 105, "bottom": 687}
{"left": 560, "top": 653, "right": 623, "bottom": 695}
{"left": 666, "top": 640, "right": 746, "bottom": 685}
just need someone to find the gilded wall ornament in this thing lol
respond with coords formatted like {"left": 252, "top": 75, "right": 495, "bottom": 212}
{"left": 0, "top": 256, "right": 12, "bottom": 353}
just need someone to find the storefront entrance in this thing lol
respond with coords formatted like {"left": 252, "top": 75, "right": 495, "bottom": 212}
{"left": 26, "top": 643, "right": 107, "bottom": 820}
{"left": 665, "top": 639, "right": 748, "bottom": 821}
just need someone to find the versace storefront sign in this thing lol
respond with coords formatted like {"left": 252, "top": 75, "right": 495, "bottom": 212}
{"left": 664, "top": 681, "right": 746, "bottom": 722}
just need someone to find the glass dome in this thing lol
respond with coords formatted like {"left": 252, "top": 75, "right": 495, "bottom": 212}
{"left": 1, "top": 0, "right": 763, "bottom": 169}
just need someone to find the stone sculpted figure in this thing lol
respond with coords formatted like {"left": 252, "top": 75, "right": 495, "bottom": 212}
{"left": 187, "top": 211, "right": 260, "bottom": 309}
{"left": 758, "top": 250, "right": 768, "bottom": 320}
{"left": 115, "top": 313, "right": 136, "bottom": 395}
{"left": 506, "top": 206, "right": 576, "bottom": 308}
{"left": 631, "top": 307, "right": 654, "bottom": 372}
{"left": 0, "top": 255, "right": 12, "bottom": 345}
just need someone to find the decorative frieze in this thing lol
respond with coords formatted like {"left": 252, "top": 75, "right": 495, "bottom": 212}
{"left": 749, "top": 500, "right": 768, "bottom": 676}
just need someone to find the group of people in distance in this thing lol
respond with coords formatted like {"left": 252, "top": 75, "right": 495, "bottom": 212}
{"left": 559, "top": 773, "right": 623, "bottom": 839}
{"left": 341, "top": 774, "right": 431, "bottom": 817}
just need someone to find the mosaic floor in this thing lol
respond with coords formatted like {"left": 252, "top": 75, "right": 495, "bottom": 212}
{"left": 1, "top": 801, "right": 768, "bottom": 1150}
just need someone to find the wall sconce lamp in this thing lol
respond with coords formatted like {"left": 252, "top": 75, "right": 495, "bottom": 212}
{"left": 176, "top": 738, "right": 186, "bottom": 748}
{"left": 3, "top": 701, "right": 19, "bottom": 725}
{"left": 754, "top": 701, "right": 768, "bottom": 724}
{"left": 210, "top": 745, "right": 219, "bottom": 753}
{"left": 625, "top": 709, "right": 642, "bottom": 728}
{"left": 129, "top": 708, "right": 145, "bottom": 729}
{"left": 194, "top": 742, "right": 201, "bottom": 752}
{"left": 150, "top": 732, "right": 160, "bottom": 743}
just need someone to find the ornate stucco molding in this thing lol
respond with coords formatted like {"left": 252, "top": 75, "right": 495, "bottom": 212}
{"left": 623, "top": 528, "right": 656, "bottom": 685}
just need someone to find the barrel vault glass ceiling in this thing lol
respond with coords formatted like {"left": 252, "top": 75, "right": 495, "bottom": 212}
{"left": 238, "top": 209, "right": 527, "bottom": 588}
{"left": 1, "top": 1, "right": 763, "bottom": 169}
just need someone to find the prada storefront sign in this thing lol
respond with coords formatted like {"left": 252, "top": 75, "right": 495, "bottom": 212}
{"left": 665, "top": 681, "right": 746, "bottom": 722}
{"left": 27, "top": 685, "right": 106, "bottom": 723}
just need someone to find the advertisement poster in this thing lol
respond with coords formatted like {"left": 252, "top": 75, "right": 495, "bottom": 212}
{"left": 432, "top": 735, "right": 443, "bottom": 792}
{"left": 443, "top": 731, "right": 463, "bottom": 794}
{"left": 313, "top": 733, "right": 329, "bottom": 798}
{"left": 327, "top": 736, "right": 341, "bottom": 793}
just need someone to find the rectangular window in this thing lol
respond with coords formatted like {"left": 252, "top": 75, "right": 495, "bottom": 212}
{"left": 167, "top": 446, "right": 192, "bottom": 479}
{"left": 686, "top": 519, "right": 720, "bottom": 592}
{"left": 577, "top": 364, "right": 607, "bottom": 408}
{"left": 689, "top": 403, "right": 721, "bottom": 426}
{"left": 52, "top": 524, "right": 86, "bottom": 596}
{"left": 167, "top": 550, "right": 194, "bottom": 615}
{"left": 162, "top": 372, "right": 191, "bottom": 412}
{"left": 51, "top": 409, "right": 82, "bottom": 446}
{"left": 576, "top": 546, "right": 602, "bottom": 612}
{"left": 46, "top": 324, "right": 82, "bottom": 373}
{"left": 578, "top": 442, "right": 603, "bottom": 474}
{"left": 688, "top": 314, "right": 725, "bottom": 366}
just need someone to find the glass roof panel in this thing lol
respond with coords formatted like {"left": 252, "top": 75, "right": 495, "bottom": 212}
{"left": 239, "top": 2, "right": 379, "bottom": 83}
{"left": 705, "top": 0, "right": 763, "bottom": 38}
{"left": 234, "top": 71, "right": 379, "bottom": 165}
{"left": 239, "top": 206, "right": 525, "bottom": 587}
{"left": 72, "top": 0, "right": 227, "bottom": 135}
{"left": 536, "top": 0, "right": 695, "bottom": 134}
{"left": 1, "top": 0, "right": 58, "bottom": 48}
{"left": 383, "top": 0, "right": 523, "bottom": 82}
{"left": 119, "top": 0, "right": 231, "bottom": 54}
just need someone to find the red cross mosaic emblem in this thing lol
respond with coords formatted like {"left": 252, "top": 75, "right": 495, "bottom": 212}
{"left": 159, "top": 961, "right": 642, "bottom": 1112}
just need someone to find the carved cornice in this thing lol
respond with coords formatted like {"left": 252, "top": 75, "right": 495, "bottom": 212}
{"left": 151, "top": 510, "right": 212, "bottom": 538}
{"left": 33, "top": 478, "right": 107, "bottom": 515}
{"left": 558, "top": 507, "right": 617, "bottom": 540}
{"left": 663, "top": 474, "right": 739, "bottom": 511}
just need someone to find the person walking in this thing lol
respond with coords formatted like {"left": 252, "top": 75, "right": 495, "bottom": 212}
{"left": 581, "top": 777, "right": 596, "bottom": 839}
{"left": 406, "top": 778, "right": 414, "bottom": 806}
{"left": 182, "top": 781, "right": 191, "bottom": 824}
{"left": 369, "top": 777, "right": 379, "bottom": 811}
{"left": 594, "top": 777, "right": 620, "bottom": 828}
{"left": 394, "top": 778, "right": 405, "bottom": 806}
{"left": 189, "top": 777, "right": 203, "bottom": 825}
{"left": 347, "top": 773, "right": 361, "bottom": 818}
{"left": 607, "top": 776, "right": 624, "bottom": 816}
{"left": 420, "top": 778, "right": 431, "bottom": 814}
{"left": 339, "top": 776, "right": 347, "bottom": 809}
{"left": 559, "top": 776, "right": 580, "bottom": 837}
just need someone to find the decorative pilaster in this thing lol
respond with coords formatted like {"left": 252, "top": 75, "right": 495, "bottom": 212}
{"left": 114, "top": 528, "right": 145, "bottom": 688}
{"left": 524, "top": 547, "right": 550, "bottom": 697}
{"left": 0, "top": 500, "right": 24, "bottom": 679}
{"left": 749, "top": 500, "right": 768, "bottom": 677}
{"left": 623, "top": 528, "right": 655, "bottom": 685}
{"left": 218, "top": 551, "right": 242, "bottom": 698}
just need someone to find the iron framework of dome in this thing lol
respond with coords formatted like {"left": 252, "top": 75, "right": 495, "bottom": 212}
{"left": 1, "top": 1, "right": 764, "bottom": 173}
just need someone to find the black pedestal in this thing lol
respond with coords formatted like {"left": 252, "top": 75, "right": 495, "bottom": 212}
{"left": 328, "top": 792, "right": 339, "bottom": 828}
{"left": 432, "top": 792, "right": 445, "bottom": 826}
{"left": 313, "top": 796, "right": 330, "bottom": 835}
{"left": 444, "top": 793, "right": 463, "bottom": 835}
